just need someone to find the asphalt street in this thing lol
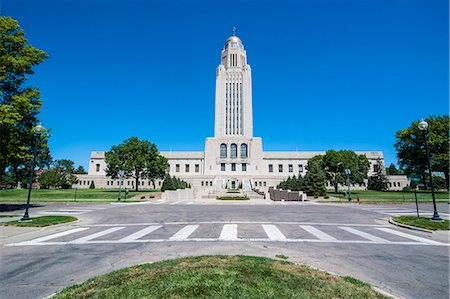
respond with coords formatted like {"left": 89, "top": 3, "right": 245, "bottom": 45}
{"left": 1, "top": 200, "right": 449, "bottom": 299}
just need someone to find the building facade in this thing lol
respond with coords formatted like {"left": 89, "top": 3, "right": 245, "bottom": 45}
{"left": 77, "top": 31, "right": 408, "bottom": 194}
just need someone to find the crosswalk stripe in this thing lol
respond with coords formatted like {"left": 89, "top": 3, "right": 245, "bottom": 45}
{"left": 339, "top": 226, "right": 390, "bottom": 242}
{"left": 118, "top": 225, "right": 162, "bottom": 242}
{"left": 220, "top": 224, "right": 237, "bottom": 240}
{"left": 169, "top": 225, "right": 199, "bottom": 240}
{"left": 300, "top": 225, "right": 337, "bottom": 241}
{"left": 262, "top": 224, "right": 286, "bottom": 240}
{"left": 375, "top": 227, "right": 442, "bottom": 245}
{"left": 170, "top": 200, "right": 185, "bottom": 205}
{"left": 70, "top": 227, "right": 125, "bottom": 243}
{"left": 25, "top": 228, "right": 90, "bottom": 243}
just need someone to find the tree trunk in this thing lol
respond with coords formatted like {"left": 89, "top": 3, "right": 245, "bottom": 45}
{"left": 445, "top": 171, "right": 449, "bottom": 191}
{"left": 151, "top": 179, "right": 156, "bottom": 190}
{"left": 334, "top": 182, "right": 338, "bottom": 193}
{"left": 135, "top": 176, "right": 139, "bottom": 192}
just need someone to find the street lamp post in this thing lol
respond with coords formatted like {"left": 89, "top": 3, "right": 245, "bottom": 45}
{"left": 344, "top": 169, "right": 351, "bottom": 202}
{"left": 20, "top": 123, "right": 45, "bottom": 222}
{"left": 118, "top": 170, "right": 124, "bottom": 201}
{"left": 418, "top": 119, "right": 442, "bottom": 221}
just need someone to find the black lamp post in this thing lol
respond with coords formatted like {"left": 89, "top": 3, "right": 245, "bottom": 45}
{"left": 20, "top": 123, "right": 45, "bottom": 222}
{"left": 418, "top": 119, "right": 442, "bottom": 221}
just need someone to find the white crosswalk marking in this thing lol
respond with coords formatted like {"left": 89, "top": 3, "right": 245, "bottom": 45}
{"left": 300, "top": 225, "right": 337, "bottom": 241}
{"left": 339, "top": 226, "right": 390, "bottom": 242}
{"left": 262, "top": 224, "right": 286, "bottom": 240}
{"left": 170, "top": 200, "right": 185, "bottom": 205}
{"left": 169, "top": 225, "right": 199, "bottom": 240}
{"left": 118, "top": 225, "right": 161, "bottom": 242}
{"left": 220, "top": 224, "right": 237, "bottom": 240}
{"left": 375, "top": 227, "right": 442, "bottom": 245}
{"left": 70, "top": 227, "right": 125, "bottom": 243}
{"left": 24, "top": 227, "right": 90, "bottom": 244}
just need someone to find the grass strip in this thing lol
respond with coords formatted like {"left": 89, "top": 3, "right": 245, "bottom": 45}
{"left": 0, "top": 216, "right": 78, "bottom": 227}
{"left": 393, "top": 216, "right": 450, "bottom": 231}
{"left": 53, "top": 255, "right": 387, "bottom": 299}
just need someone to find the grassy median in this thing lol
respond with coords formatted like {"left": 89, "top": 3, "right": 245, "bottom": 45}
{"left": 0, "top": 188, "right": 158, "bottom": 202}
{"left": 53, "top": 255, "right": 387, "bottom": 299}
{"left": 393, "top": 216, "right": 450, "bottom": 231}
{"left": 0, "top": 215, "right": 78, "bottom": 227}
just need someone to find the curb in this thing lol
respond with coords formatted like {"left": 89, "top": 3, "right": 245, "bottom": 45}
{"left": 388, "top": 218, "right": 433, "bottom": 233}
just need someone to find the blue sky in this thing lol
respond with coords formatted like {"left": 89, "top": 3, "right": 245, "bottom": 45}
{"left": 4, "top": 0, "right": 449, "bottom": 169}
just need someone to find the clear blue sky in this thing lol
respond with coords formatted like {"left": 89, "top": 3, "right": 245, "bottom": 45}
{"left": 4, "top": 0, "right": 449, "bottom": 169}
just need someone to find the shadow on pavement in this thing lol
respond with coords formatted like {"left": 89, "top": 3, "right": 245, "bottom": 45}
{"left": 0, "top": 204, "right": 43, "bottom": 212}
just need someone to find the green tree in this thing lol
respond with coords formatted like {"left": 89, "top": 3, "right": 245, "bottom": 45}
{"left": 432, "top": 176, "right": 447, "bottom": 191}
{"left": 161, "top": 174, "right": 175, "bottom": 192}
{"left": 0, "top": 17, "right": 52, "bottom": 186}
{"left": 89, "top": 181, "right": 95, "bottom": 189}
{"left": 394, "top": 115, "right": 449, "bottom": 188}
{"left": 367, "top": 158, "right": 389, "bottom": 191}
{"left": 322, "top": 150, "right": 370, "bottom": 192}
{"left": 38, "top": 168, "right": 60, "bottom": 189}
{"left": 386, "top": 163, "right": 399, "bottom": 175}
{"left": 105, "top": 137, "right": 168, "bottom": 191}
{"left": 302, "top": 158, "right": 327, "bottom": 196}
{"left": 74, "top": 165, "right": 87, "bottom": 174}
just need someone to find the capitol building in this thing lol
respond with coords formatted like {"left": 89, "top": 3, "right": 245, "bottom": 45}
{"left": 76, "top": 31, "right": 408, "bottom": 194}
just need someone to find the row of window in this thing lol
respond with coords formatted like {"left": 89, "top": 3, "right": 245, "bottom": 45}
{"left": 104, "top": 180, "right": 162, "bottom": 187}
{"left": 389, "top": 182, "right": 402, "bottom": 187}
{"left": 173, "top": 164, "right": 200, "bottom": 173}
{"left": 220, "top": 143, "right": 247, "bottom": 159}
{"left": 254, "top": 181, "right": 267, "bottom": 187}
{"left": 220, "top": 163, "right": 247, "bottom": 172}
{"left": 201, "top": 181, "right": 213, "bottom": 187}
{"left": 268, "top": 164, "right": 303, "bottom": 174}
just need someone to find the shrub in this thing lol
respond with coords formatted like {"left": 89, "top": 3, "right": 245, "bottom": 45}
{"left": 89, "top": 181, "right": 95, "bottom": 189}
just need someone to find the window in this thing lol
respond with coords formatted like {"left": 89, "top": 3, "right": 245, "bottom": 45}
{"left": 96, "top": 164, "right": 100, "bottom": 172}
{"left": 279, "top": 164, "right": 283, "bottom": 173}
{"left": 242, "top": 163, "right": 247, "bottom": 171}
{"left": 269, "top": 164, "right": 273, "bottom": 173}
{"left": 298, "top": 164, "right": 303, "bottom": 173}
{"left": 127, "top": 181, "right": 130, "bottom": 186}
{"left": 221, "top": 163, "right": 226, "bottom": 171}
{"left": 231, "top": 144, "right": 237, "bottom": 159}
{"left": 185, "top": 164, "right": 190, "bottom": 172}
{"left": 220, "top": 143, "right": 227, "bottom": 158}
{"left": 117, "top": 181, "right": 120, "bottom": 186}
{"left": 107, "top": 181, "right": 109, "bottom": 186}
{"left": 240, "top": 144, "right": 248, "bottom": 158}
{"left": 288, "top": 164, "right": 293, "bottom": 173}
{"left": 201, "top": 181, "right": 204, "bottom": 186}
{"left": 231, "top": 163, "right": 236, "bottom": 171}
{"left": 374, "top": 164, "right": 379, "bottom": 172}
{"left": 195, "top": 164, "right": 199, "bottom": 172}
{"left": 263, "top": 182, "right": 266, "bottom": 187}
{"left": 176, "top": 164, "right": 180, "bottom": 172}
{"left": 159, "top": 181, "right": 162, "bottom": 186}
{"left": 210, "top": 181, "right": 213, "bottom": 186}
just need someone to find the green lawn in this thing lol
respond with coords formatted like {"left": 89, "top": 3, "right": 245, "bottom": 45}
{"left": 53, "top": 255, "right": 387, "bottom": 299}
{"left": 393, "top": 216, "right": 450, "bottom": 231}
{"left": 0, "top": 188, "right": 159, "bottom": 202}
{"left": 327, "top": 190, "right": 449, "bottom": 203}
{"left": 0, "top": 215, "right": 78, "bottom": 227}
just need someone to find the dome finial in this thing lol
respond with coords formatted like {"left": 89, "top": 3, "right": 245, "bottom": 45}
{"left": 232, "top": 26, "right": 236, "bottom": 36}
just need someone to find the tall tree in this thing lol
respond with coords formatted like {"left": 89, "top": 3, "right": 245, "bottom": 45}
{"left": 322, "top": 150, "right": 370, "bottom": 192}
{"left": 394, "top": 115, "right": 449, "bottom": 188}
{"left": 0, "top": 17, "right": 51, "bottom": 185}
{"left": 368, "top": 158, "right": 389, "bottom": 191}
{"left": 386, "top": 163, "right": 399, "bottom": 175}
{"left": 105, "top": 137, "right": 168, "bottom": 191}
{"left": 74, "top": 165, "right": 87, "bottom": 174}
{"left": 302, "top": 158, "right": 327, "bottom": 196}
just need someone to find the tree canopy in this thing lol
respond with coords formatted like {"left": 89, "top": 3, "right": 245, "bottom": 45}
{"left": 394, "top": 115, "right": 449, "bottom": 188}
{"left": 322, "top": 150, "right": 370, "bottom": 192}
{"left": 38, "top": 159, "right": 78, "bottom": 189}
{"left": 105, "top": 137, "right": 168, "bottom": 191}
{"left": 0, "top": 16, "right": 51, "bottom": 186}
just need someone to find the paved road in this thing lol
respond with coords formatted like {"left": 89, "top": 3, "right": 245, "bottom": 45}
{"left": 1, "top": 201, "right": 449, "bottom": 299}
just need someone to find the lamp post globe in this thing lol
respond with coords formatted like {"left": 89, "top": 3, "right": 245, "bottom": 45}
{"left": 418, "top": 119, "right": 428, "bottom": 131}
{"left": 417, "top": 119, "right": 441, "bottom": 221}
{"left": 20, "top": 123, "right": 46, "bottom": 222}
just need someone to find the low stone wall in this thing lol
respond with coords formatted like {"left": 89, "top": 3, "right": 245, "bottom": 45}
{"left": 161, "top": 188, "right": 195, "bottom": 201}
{"left": 268, "top": 187, "right": 307, "bottom": 201}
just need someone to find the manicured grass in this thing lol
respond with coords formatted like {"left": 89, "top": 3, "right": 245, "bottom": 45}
{"left": 0, "top": 215, "right": 78, "bottom": 227}
{"left": 327, "top": 190, "right": 449, "bottom": 203}
{"left": 393, "top": 216, "right": 450, "bottom": 231}
{"left": 0, "top": 188, "right": 159, "bottom": 202}
{"left": 53, "top": 255, "right": 387, "bottom": 299}
{"left": 217, "top": 196, "right": 249, "bottom": 200}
